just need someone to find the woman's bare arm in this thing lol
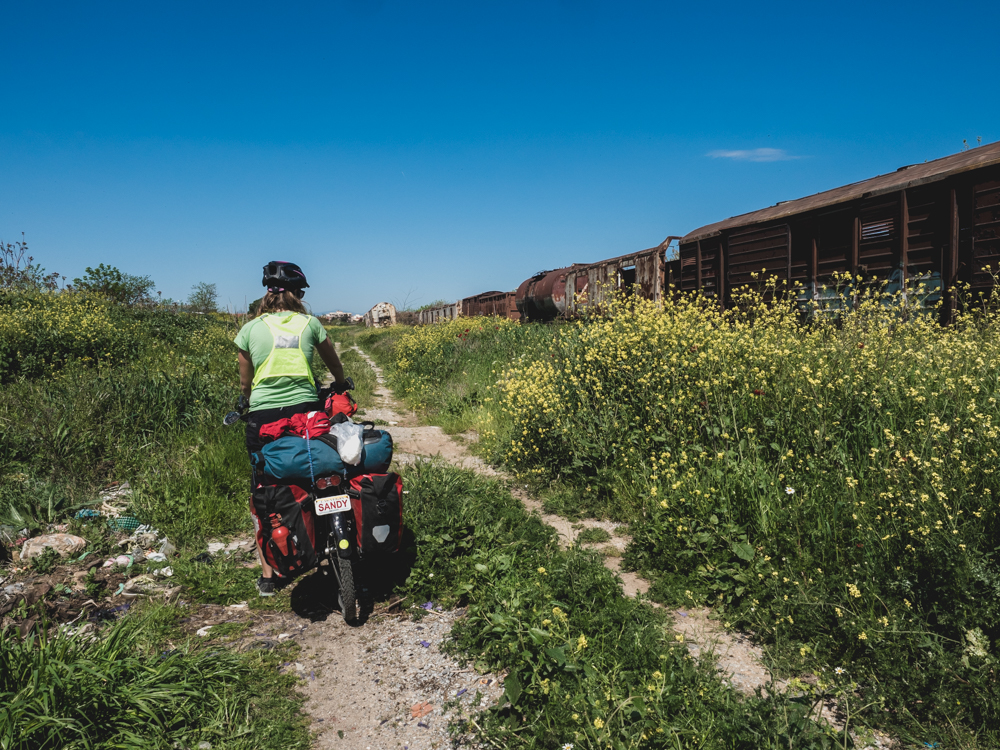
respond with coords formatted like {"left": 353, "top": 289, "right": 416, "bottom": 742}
{"left": 316, "top": 338, "right": 346, "bottom": 385}
{"left": 238, "top": 350, "right": 254, "bottom": 398}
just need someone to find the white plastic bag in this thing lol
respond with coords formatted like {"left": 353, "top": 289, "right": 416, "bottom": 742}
{"left": 330, "top": 421, "right": 364, "bottom": 465}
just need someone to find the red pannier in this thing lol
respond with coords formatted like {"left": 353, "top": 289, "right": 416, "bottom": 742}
{"left": 250, "top": 483, "right": 318, "bottom": 579}
{"left": 346, "top": 473, "right": 403, "bottom": 555}
{"left": 326, "top": 391, "right": 358, "bottom": 419}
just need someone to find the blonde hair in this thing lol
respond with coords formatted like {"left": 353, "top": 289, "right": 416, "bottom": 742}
{"left": 256, "top": 290, "right": 307, "bottom": 316}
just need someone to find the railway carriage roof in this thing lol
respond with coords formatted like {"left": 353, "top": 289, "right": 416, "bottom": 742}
{"left": 681, "top": 141, "right": 1000, "bottom": 244}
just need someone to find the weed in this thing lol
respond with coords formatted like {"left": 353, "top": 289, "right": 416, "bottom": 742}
{"left": 576, "top": 527, "right": 612, "bottom": 544}
{"left": 29, "top": 547, "right": 61, "bottom": 575}
{"left": 0, "top": 611, "right": 310, "bottom": 749}
{"left": 364, "top": 281, "right": 1000, "bottom": 745}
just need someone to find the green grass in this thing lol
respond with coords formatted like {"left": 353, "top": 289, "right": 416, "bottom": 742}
{"left": 348, "top": 317, "right": 556, "bottom": 434}
{"left": 0, "top": 608, "right": 310, "bottom": 749}
{"left": 394, "top": 462, "right": 846, "bottom": 749}
{"left": 576, "top": 527, "right": 612, "bottom": 544}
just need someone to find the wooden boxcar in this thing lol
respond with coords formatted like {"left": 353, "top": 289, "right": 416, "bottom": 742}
{"left": 677, "top": 143, "right": 1000, "bottom": 317}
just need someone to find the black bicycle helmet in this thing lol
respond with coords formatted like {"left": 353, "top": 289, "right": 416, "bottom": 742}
{"left": 262, "top": 261, "right": 309, "bottom": 298}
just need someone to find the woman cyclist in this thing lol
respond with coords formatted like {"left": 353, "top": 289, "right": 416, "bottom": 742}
{"left": 235, "top": 260, "right": 348, "bottom": 596}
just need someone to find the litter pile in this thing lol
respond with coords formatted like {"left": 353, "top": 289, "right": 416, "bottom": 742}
{"left": 0, "top": 483, "right": 183, "bottom": 637}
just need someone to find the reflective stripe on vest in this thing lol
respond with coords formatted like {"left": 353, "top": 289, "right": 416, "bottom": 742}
{"left": 251, "top": 313, "right": 315, "bottom": 388}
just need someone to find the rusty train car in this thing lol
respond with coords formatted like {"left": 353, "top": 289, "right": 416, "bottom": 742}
{"left": 514, "top": 243, "right": 676, "bottom": 321}
{"left": 677, "top": 142, "right": 1000, "bottom": 318}
{"left": 417, "top": 301, "right": 460, "bottom": 325}
{"left": 462, "top": 290, "right": 521, "bottom": 320}
{"left": 413, "top": 143, "right": 1000, "bottom": 324}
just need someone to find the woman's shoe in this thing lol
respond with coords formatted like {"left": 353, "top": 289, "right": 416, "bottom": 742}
{"left": 256, "top": 576, "right": 276, "bottom": 597}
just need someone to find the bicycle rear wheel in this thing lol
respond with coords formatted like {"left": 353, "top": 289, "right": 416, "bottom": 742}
{"left": 337, "top": 556, "right": 358, "bottom": 622}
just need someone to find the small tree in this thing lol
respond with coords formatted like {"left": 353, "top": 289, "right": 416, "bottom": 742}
{"left": 188, "top": 282, "right": 218, "bottom": 313}
{"left": 72, "top": 263, "right": 155, "bottom": 306}
{"left": 1, "top": 234, "right": 60, "bottom": 292}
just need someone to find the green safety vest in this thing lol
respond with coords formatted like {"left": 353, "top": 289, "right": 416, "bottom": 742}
{"left": 252, "top": 313, "right": 315, "bottom": 389}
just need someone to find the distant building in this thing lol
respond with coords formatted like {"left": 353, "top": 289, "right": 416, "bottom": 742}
{"left": 320, "top": 310, "right": 352, "bottom": 322}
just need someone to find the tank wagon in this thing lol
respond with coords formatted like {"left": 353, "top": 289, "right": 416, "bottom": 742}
{"left": 678, "top": 142, "right": 1000, "bottom": 319}
{"left": 514, "top": 242, "right": 677, "bottom": 322}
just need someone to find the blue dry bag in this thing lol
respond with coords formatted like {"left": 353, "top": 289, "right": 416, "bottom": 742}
{"left": 252, "top": 435, "right": 346, "bottom": 483}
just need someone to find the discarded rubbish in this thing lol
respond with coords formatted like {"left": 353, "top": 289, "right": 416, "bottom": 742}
{"left": 278, "top": 633, "right": 293, "bottom": 641}
{"left": 456, "top": 688, "right": 467, "bottom": 696}
{"left": 75, "top": 509, "right": 102, "bottom": 519}
{"left": 410, "top": 701, "right": 433, "bottom": 719}
{"left": 196, "top": 626, "right": 213, "bottom": 637}
{"left": 418, "top": 640, "right": 431, "bottom": 648}
{"left": 154, "top": 540, "right": 174, "bottom": 559}
{"left": 3, "top": 583, "right": 25, "bottom": 596}
{"left": 103, "top": 554, "right": 134, "bottom": 568}
{"left": 107, "top": 516, "right": 141, "bottom": 533}
{"left": 153, "top": 566, "right": 174, "bottom": 578}
{"left": 420, "top": 601, "right": 435, "bottom": 611}
{"left": 20, "top": 533, "right": 88, "bottom": 561}
{"left": 147, "top": 552, "right": 167, "bottom": 563}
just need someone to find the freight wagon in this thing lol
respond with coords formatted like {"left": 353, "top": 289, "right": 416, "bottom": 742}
{"left": 677, "top": 142, "right": 1000, "bottom": 320}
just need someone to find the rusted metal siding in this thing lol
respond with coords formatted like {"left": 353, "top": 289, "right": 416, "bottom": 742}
{"left": 461, "top": 291, "right": 520, "bottom": 320}
{"left": 972, "top": 178, "right": 1000, "bottom": 294}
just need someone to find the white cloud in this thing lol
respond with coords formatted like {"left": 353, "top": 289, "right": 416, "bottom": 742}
{"left": 707, "top": 148, "right": 802, "bottom": 162}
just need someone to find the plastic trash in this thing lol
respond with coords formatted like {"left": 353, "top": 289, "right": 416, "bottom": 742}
{"left": 75, "top": 509, "right": 101, "bottom": 519}
{"left": 20, "top": 533, "right": 88, "bottom": 561}
{"left": 196, "top": 626, "right": 213, "bottom": 637}
{"left": 158, "top": 539, "right": 177, "bottom": 557}
{"left": 107, "top": 516, "right": 141, "bottom": 533}
{"left": 153, "top": 566, "right": 174, "bottom": 578}
{"left": 330, "top": 421, "right": 364, "bottom": 465}
{"left": 147, "top": 552, "right": 167, "bottom": 563}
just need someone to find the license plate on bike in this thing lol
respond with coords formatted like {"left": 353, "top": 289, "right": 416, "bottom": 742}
{"left": 315, "top": 494, "right": 351, "bottom": 516}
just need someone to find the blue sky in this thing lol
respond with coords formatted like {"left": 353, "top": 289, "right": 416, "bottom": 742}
{"left": 3, "top": 1, "right": 998, "bottom": 314}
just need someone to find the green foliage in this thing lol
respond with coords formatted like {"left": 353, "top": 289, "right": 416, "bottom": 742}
{"left": 0, "top": 613, "right": 310, "bottom": 749}
{"left": 29, "top": 547, "right": 62, "bottom": 575}
{"left": 188, "top": 281, "right": 218, "bottom": 313}
{"left": 0, "top": 235, "right": 60, "bottom": 292}
{"left": 352, "top": 317, "right": 555, "bottom": 433}
{"left": 397, "top": 463, "right": 846, "bottom": 749}
{"left": 364, "top": 283, "right": 1000, "bottom": 745}
{"left": 576, "top": 527, "right": 612, "bottom": 544}
{"left": 72, "top": 263, "right": 156, "bottom": 306}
